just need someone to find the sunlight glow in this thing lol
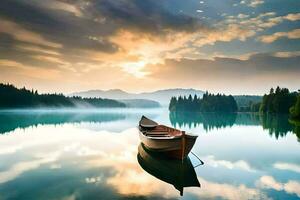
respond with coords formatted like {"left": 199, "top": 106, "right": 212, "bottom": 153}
{"left": 122, "top": 60, "right": 150, "bottom": 78}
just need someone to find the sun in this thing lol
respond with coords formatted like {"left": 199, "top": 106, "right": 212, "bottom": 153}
{"left": 122, "top": 60, "right": 150, "bottom": 78}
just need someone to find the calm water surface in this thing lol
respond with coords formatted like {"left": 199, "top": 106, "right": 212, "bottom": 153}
{"left": 0, "top": 109, "right": 299, "bottom": 200}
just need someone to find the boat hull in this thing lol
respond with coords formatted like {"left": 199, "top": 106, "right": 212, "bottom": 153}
{"left": 137, "top": 143, "right": 200, "bottom": 195}
{"left": 139, "top": 131, "right": 197, "bottom": 159}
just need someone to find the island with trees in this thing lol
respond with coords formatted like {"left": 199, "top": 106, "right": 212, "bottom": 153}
{"left": 169, "top": 92, "right": 238, "bottom": 113}
{"left": 168, "top": 86, "right": 300, "bottom": 122}
{"left": 0, "top": 83, "right": 126, "bottom": 108}
{"left": 260, "top": 87, "right": 298, "bottom": 114}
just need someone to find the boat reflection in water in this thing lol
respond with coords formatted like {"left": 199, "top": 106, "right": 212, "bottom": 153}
{"left": 137, "top": 143, "right": 200, "bottom": 196}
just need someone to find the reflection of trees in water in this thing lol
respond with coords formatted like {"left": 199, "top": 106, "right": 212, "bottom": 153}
{"left": 288, "top": 120, "right": 300, "bottom": 142}
{"left": 235, "top": 113, "right": 261, "bottom": 126}
{"left": 0, "top": 112, "right": 126, "bottom": 133}
{"left": 260, "top": 114, "right": 300, "bottom": 142}
{"left": 260, "top": 114, "right": 293, "bottom": 139}
{"left": 294, "top": 126, "right": 300, "bottom": 142}
{"left": 169, "top": 112, "right": 237, "bottom": 131}
{"left": 169, "top": 112, "right": 300, "bottom": 141}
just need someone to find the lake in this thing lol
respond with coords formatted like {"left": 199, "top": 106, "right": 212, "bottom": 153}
{"left": 0, "top": 109, "right": 299, "bottom": 200}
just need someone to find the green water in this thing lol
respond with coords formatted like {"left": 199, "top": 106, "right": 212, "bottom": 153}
{"left": 0, "top": 109, "right": 299, "bottom": 200}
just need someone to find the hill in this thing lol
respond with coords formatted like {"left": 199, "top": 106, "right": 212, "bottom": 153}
{"left": 0, "top": 83, "right": 125, "bottom": 108}
{"left": 71, "top": 88, "right": 204, "bottom": 106}
{"left": 120, "top": 99, "right": 161, "bottom": 108}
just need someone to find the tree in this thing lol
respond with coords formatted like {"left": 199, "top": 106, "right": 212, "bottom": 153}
{"left": 290, "top": 94, "right": 300, "bottom": 120}
{"left": 0, "top": 83, "right": 126, "bottom": 108}
{"left": 168, "top": 92, "right": 238, "bottom": 113}
{"left": 260, "top": 86, "right": 297, "bottom": 114}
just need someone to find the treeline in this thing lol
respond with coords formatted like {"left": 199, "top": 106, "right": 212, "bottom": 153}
{"left": 290, "top": 95, "right": 300, "bottom": 120}
{"left": 260, "top": 87, "right": 298, "bottom": 115}
{"left": 168, "top": 87, "right": 300, "bottom": 119}
{"left": 238, "top": 101, "right": 261, "bottom": 112}
{"left": 169, "top": 92, "right": 238, "bottom": 113}
{"left": 0, "top": 83, "right": 126, "bottom": 108}
{"left": 239, "top": 87, "right": 300, "bottom": 118}
{"left": 235, "top": 95, "right": 262, "bottom": 112}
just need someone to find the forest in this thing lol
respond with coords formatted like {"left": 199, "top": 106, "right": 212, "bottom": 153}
{"left": 169, "top": 92, "right": 238, "bottom": 113}
{"left": 260, "top": 87, "right": 299, "bottom": 117}
{"left": 168, "top": 87, "right": 300, "bottom": 122}
{"left": 0, "top": 83, "right": 126, "bottom": 108}
{"left": 290, "top": 94, "right": 300, "bottom": 121}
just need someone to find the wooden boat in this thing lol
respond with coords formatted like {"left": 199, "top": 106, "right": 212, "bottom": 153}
{"left": 137, "top": 143, "right": 200, "bottom": 196}
{"left": 138, "top": 116, "right": 198, "bottom": 160}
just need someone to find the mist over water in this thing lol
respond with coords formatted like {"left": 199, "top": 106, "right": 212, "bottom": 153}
{"left": 0, "top": 109, "right": 299, "bottom": 200}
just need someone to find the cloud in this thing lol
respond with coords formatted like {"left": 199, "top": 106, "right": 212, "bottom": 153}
{"left": 259, "top": 29, "right": 300, "bottom": 43}
{"left": 88, "top": 0, "right": 201, "bottom": 34}
{"left": 0, "top": 151, "right": 60, "bottom": 184}
{"left": 141, "top": 52, "right": 300, "bottom": 93}
{"left": 192, "top": 178, "right": 268, "bottom": 200}
{"left": 0, "top": 19, "right": 62, "bottom": 48}
{"left": 274, "top": 162, "right": 300, "bottom": 173}
{"left": 0, "top": 59, "right": 62, "bottom": 80}
{"left": 17, "top": 44, "right": 61, "bottom": 56}
{"left": 248, "top": 0, "right": 264, "bottom": 7}
{"left": 204, "top": 155, "right": 255, "bottom": 172}
{"left": 240, "top": 0, "right": 264, "bottom": 7}
{"left": 0, "top": 0, "right": 206, "bottom": 79}
{"left": 284, "top": 13, "right": 300, "bottom": 21}
{"left": 107, "top": 165, "right": 266, "bottom": 200}
{"left": 273, "top": 51, "right": 300, "bottom": 58}
{"left": 194, "top": 12, "right": 300, "bottom": 48}
{"left": 256, "top": 176, "right": 300, "bottom": 197}
{"left": 145, "top": 52, "right": 300, "bottom": 80}
{"left": 39, "top": 0, "right": 83, "bottom": 17}
{"left": 256, "top": 176, "right": 283, "bottom": 191}
{"left": 0, "top": 0, "right": 299, "bottom": 93}
{"left": 223, "top": 12, "right": 300, "bottom": 32}
{"left": 285, "top": 181, "right": 300, "bottom": 198}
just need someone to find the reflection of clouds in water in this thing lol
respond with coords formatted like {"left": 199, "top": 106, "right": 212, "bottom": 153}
{"left": 273, "top": 162, "right": 300, "bottom": 174}
{"left": 105, "top": 159, "right": 267, "bottom": 200}
{"left": 257, "top": 176, "right": 300, "bottom": 197}
{"left": 106, "top": 163, "right": 176, "bottom": 198}
{"left": 0, "top": 122, "right": 299, "bottom": 199}
{"left": 203, "top": 155, "right": 255, "bottom": 172}
{"left": 50, "top": 164, "right": 61, "bottom": 169}
{"left": 190, "top": 178, "right": 268, "bottom": 200}
{"left": 0, "top": 151, "right": 60, "bottom": 184}
{"left": 85, "top": 176, "right": 102, "bottom": 184}
{"left": 0, "top": 124, "right": 139, "bottom": 185}
{"left": 257, "top": 176, "right": 283, "bottom": 190}
{"left": 104, "top": 152, "right": 262, "bottom": 199}
{"left": 76, "top": 120, "right": 135, "bottom": 132}
{"left": 193, "top": 125, "right": 300, "bottom": 172}
{"left": 0, "top": 124, "right": 139, "bottom": 156}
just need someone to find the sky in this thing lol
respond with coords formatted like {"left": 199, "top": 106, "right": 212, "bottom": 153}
{"left": 0, "top": 0, "right": 299, "bottom": 95}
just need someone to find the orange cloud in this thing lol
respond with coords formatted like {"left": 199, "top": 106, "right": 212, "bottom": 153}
{"left": 259, "top": 29, "right": 300, "bottom": 43}
{"left": 0, "top": 18, "right": 62, "bottom": 48}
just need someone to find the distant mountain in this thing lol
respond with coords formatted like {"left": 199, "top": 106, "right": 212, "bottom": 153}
{"left": 120, "top": 99, "right": 160, "bottom": 108}
{"left": 72, "top": 89, "right": 131, "bottom": 99}
{"left": 138, "top": 89, "right": 205, "bottom": 105}
{"left": 71, "top": 88, "right": 205, "bottom": 106}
